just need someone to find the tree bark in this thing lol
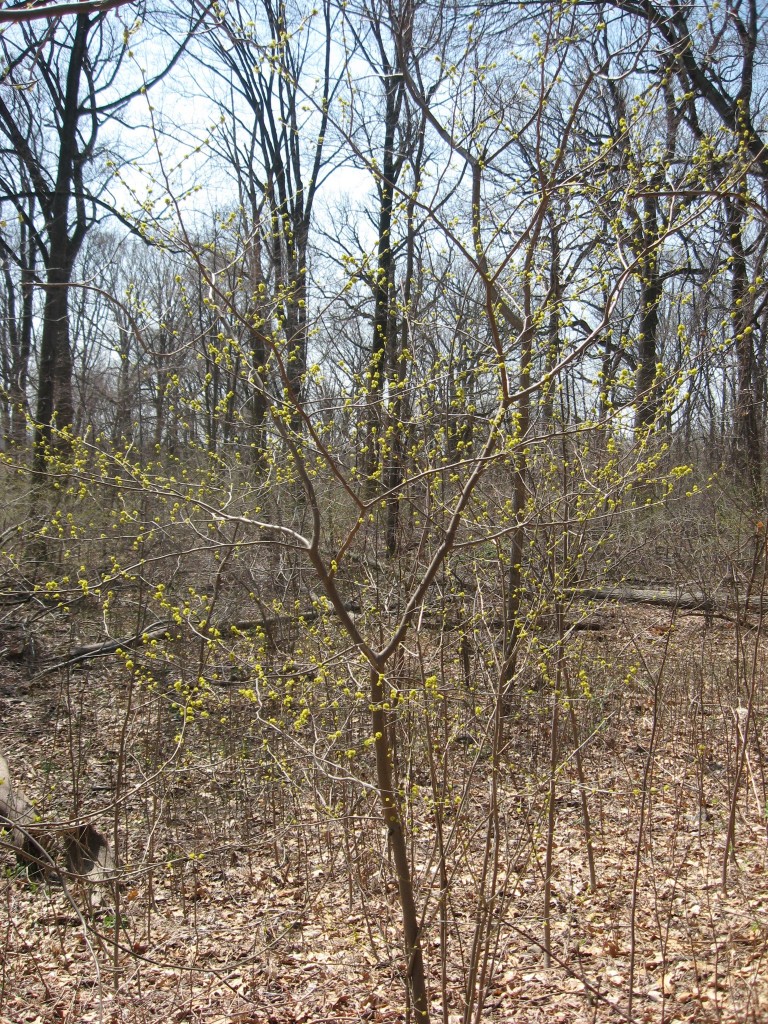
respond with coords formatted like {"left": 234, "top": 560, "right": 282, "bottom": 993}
{"left": 32, "top": 14, "right": 90, "bottom": 470}
{"left": 370, "top": 664, "right": 429, "bottom": 1023}
{"left": 725, "top": 191, "right": 761, "bottom": 494}
{"left": 634, "top": 188, "right": 663, "bottom": 431}
{"left": 367, "top": 62, "right": 405, "bottom": 492}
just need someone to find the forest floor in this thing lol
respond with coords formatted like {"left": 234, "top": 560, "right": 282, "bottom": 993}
{"left": 1, "top": 602, "right": 768, "bottom": 1024}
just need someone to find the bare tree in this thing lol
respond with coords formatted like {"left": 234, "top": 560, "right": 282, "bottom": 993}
{"left": 190, "top": 0, "right": 341, "bottom": 433}
{"left": 0, "top": 5, "right": 196, "bottom": 468}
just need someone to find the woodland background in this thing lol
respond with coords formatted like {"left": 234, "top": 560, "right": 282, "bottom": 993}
{"left": 2, "top": 0, "right": 768, "bottom": 1021}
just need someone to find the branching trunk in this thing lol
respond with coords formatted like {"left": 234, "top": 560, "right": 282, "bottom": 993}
{"left": 370, "top": 664, "right": 429, "bottom": 1022}
{"left": 29, "top": 13, "right": 90, "bottom": 469}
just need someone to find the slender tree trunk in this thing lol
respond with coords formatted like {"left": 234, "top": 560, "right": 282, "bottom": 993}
{"left": 291, "top": 221, "right": 309, "bottom": 397}
{"left": 385, "top": 287, "right": 407, "bottom": 556}
{"left": 3, "top": 244, "right": 33, "bottom": 448}
{"left": 385, "top": 120, "right": 424, "bottom": 553}
{"left": 370, "top": 663, "right": 429, "bottom": 1022}
{"left": 502, "top": 322, "right": 532, "bottom": 696}
{"left": 367, "top": 70, "right": 404, "bottom": 492}
{"left": 542, "top": 217, "right": 561, "bottom": 424}
{"left": 634, "top": 190, "right": 663, "bottom": 431}
{"left": 111, "top": 309, "right": 134, "bottom": 446}
{"left": 726, "top": 191, "right": 761, "bottom": 494}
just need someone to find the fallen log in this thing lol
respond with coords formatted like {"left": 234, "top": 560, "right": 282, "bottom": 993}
{"left": 33, "top": 582, "right": 757, "bottom": 684}
{"left": 42, "top": 618, "right": 175, "bottom": 674}
{"left": 575, "top": 585, "right": 715, "bottom": 611}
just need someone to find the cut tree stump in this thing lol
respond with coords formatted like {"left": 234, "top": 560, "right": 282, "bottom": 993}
{"left": 0, "top": 751, "right": 43, "bottom": 867}
{"left": 0, "top": 751, "right": 116, "bottom": 882}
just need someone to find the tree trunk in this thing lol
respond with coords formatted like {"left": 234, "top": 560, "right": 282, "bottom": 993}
{"left": 542, "top": 215, "right": 562, "bottom": 424}
{"left": 634, "top": 190, "right": 663, "bottom": 431}
{"left": 366, "top": 60, "right": 405, "bottom": 492}
{"left": 34, "top": 268, "right": 73, "bottom": 468}
{"left": 32, "top": 13, "right": 90, "bottom": 471}
{"left": 370, "top": 664, "right": 429, "bottom": 1022}
{"left": 726, "top": 192, "right": 761, "bottom": 494}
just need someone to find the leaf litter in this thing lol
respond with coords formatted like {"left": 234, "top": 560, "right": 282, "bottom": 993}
{"left": 1, "top": 605, "right": 767, "bottom": 1022}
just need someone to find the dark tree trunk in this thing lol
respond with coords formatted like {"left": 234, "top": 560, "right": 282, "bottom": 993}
{"left": 726, "top": 192, "right": 761, "bottom": 494}
{"left": 369, "top": 664, "right": 429, "bottom": 1023}
{"left": 2, "top": 217, "right": 35, "bottom": 449}
{"left": 32, "top": 14, "right": 90, "bottom": 471}
{"left": 542, "top": 215, "right": 562, "bottom": 424}
{"left": 367, "top": 68, "right": 405, "bottom": 492}
{"left": 634, "top": 190, "right": 663, "bottom": 431}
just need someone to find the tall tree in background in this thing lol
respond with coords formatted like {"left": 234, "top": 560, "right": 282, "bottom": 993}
{"left": 0, "top": 5, "right": 193, "bottom": 467}
{"left": 339, "top": 0, "right": 432, "bottom": 551}
{"left": 192, "top": 0, "right": 339, "bottom": 436}
{"left": 0, "top": 191, "right": 37, "bottom": 446}
{"left": 0, "top": 12, "right": 100, "bottom": 464}
{"left": 606, "top": 0, "right": 767, "bottom": 484}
